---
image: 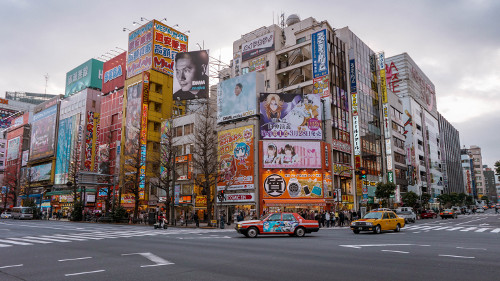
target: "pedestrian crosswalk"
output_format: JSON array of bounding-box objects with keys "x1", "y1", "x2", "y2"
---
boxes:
[
  {"x1": 405, "y1": 225, "x2": 500, "y2": 234},
  {"x1": 0, "y1": 228, "x2": 234, "y2": 248}
]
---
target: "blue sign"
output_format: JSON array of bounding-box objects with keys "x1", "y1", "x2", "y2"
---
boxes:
[
  {"x1": 311, "y1": 29, "x2": 329, "y2": 78},
  {"x1": 174, "y1": 185, "x2": 180, "y2": 206},
  {"x1": 349, "y1": 59, "x2": 357, "y2": 93}
]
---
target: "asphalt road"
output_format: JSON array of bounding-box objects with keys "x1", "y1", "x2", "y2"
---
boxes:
[{"x1": 0, "y1": 209, "x2": 499, "y2": 281}]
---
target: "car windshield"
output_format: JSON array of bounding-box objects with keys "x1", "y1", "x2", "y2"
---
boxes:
[
  {"x1": 363, "y1": 212, "x2": 383, "y2": 219},
  {"x1": 400, "y1": 211, "x2": 412, "y2": 214},
  {"x1": 444, "y1": 209, "x2": 453, "y2": 212},
  {"x1": 260, "y1": 213, "x2": 272, "y2": 220}
]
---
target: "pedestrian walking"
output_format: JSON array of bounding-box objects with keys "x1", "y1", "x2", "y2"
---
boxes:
[
  {"x1": 325, "y1": 211, "x2": 331, "y2": 227},
  {"x1": 339, "y1": 211, "x2": 345, "y2": 227},
  {"x1": 194, "y1": 212, "x2": 199, "y2": 227},
  {"x1": 334, "y1": 211, "x2": 339, "y2": 227}
]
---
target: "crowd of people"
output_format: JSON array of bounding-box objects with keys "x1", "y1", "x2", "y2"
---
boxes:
[{"x1": 299, "y1": 209, "x2": 359, "y2": 228}]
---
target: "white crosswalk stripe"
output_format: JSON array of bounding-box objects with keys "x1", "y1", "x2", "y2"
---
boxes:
[
  {"x1": 0, "y1": 228, "x2": 235, "y2": 249},
  {"x1": 404, "y1": 224, "x2": 500, "y2": 234}
]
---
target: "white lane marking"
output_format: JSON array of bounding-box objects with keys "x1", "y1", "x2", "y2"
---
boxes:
[
  {"x1": 460, "y1": 227, "x2": 477, "y2": 232},
  {"x1": 122, "y1": 252, "x2": 174, "y2": 267},
  {"x1": 59, "y1": 257, "x2": 93, "y2": 262},
  {"x1": 433, "y1": 227, "x2": 451, "y2": 230},
  {"x1": 53, "y1": 234, "x2": 103, "y2": 240},
  {"x1": 439, "y1": 254, "x2": 475, "y2": 259},
  {"x1": 456, "y1": 247, "x2": 486, "y2": 250},
  {"x1": 65, "y1": 269, "x2": 105, "y2": 276},
  {"x1": 339, "y1": 244, "x2": 429, "y2": 249},
  {"x1": 0, "y1": 264, "x2": 23, "y2": 269},
  {"x1": 491, "y1": 228, "x2": 500, "y2": 233},
  {"x1": 0, "y1": 239, "x2": 32, "y2": 245},
  {"x1": 0, "y1": 243, "x2": 12, "y2": 247},
  {"x1": 474, "y1": 228, "x2": 489, "y2": 232},
  {"x1": 25, "y1": 236, "x2": 71, "y2": 243},
  {"x1": 8, "y1": 238, "x2": 52, "y2": 244},
  {"x1": 381, "y1": 250, "x2": 409, "y2": 254},
  {"x1": 47, "y1": 235, "x2": 87, "y2": 241}
]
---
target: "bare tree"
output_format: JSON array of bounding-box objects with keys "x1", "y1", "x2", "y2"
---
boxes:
[
  {"x1": 191, "y1": 99, "x2": 220, "y2": 227},
  {"x1": 98, "y1": 132, "x2": 115, "y2": 214},
  {"x1": 149, "y1": 118, "x2": 178, "y2": 224},
  {"x1": 3, "y1": 166, "x2": 20, "y2": 209},
  {"x1": 122, "y1": 125, "x2": 143, "y2": 222}
]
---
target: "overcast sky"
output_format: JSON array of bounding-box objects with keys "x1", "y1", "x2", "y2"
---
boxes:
[{"x1": 1, "y1": 0, "x2": 499, "y2": 169}]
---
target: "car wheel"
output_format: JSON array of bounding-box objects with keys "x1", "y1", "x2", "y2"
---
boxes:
[
  {"x1": 353, "y1": 230, "x2": 360, "y2": 234},
  {"x1": 441, "y1": 217, "x2": 444, "y2": 219},
  {"x1": 294, "y1": 227, "x2": 306, "y2": 237},
  {"x1": 244, "y1": 233, "x2": 250, "y2": 238},
  {"x1": 247, "y1": 227, "x2": 258, "y2": 238},
  {"x1": 373, "y1": 225, "x2": 381, "y2": 234},
  {"x1": 394, "y1": 224, "x2": 401, "y2": 232}
]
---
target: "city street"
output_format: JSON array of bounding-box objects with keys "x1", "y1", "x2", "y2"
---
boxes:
[{"x1": 0, "y1": 210, "x2": 499, "y2": 281}]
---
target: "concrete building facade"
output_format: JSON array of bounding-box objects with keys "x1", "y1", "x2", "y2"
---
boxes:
[{"x1": 438, "y1": 112, "x2": 464, "y2": 194}]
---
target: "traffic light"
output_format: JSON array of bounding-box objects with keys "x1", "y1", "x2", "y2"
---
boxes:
[
  {"x1": 218, "y1": 190, "x2": 225, "y2": 202},
  {"x1": 360, "y1": 168, "x2": 367, "y2": 179}
]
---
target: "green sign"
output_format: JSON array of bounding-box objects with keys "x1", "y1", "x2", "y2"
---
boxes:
[
  {"x1": 65, "y1": 59, "x2": 103, "y2": 97},
  {"x1": 388, "y1": 171, "x2": 394, "y2": 183}
]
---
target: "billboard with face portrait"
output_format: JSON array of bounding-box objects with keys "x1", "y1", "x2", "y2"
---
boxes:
[
  {"x1": 261, "y1": 169, "x2": 324, "y2": 199},
  {"x1": 260, "y1": 93, "x2": 322, "y2": 140},
  {"x1": 173, "y1": 50, "x2": 209, "y2": 100},
  {"x1": 124, "y1": 82, "x2": 142, "y2": 156},
  {"x1": 262, "y1": 140, "x2": 322, "y2": 169},
  {"x1": 30, "y1": 105, "x2": 57, "y2": 160},
  {"x1": 217, "y1": 72, "x2": 262, "y2": 123},
  {"x1": 217, "y1": 125, "x2": 254, "y2": 191}
]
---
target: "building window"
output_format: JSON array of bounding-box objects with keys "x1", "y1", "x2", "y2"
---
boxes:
[
  {"x1": 154, "y1": 122, "x2": 161, "y2": 132},
  {"x1": 92, "y1": 100, "x2": 96, "y2": 108},
  {"x1": 111, "y1": 113, "x2": 118, "y2": 124},
  {"x1": 152, "y1": 142, "x2": 160, "y2": 151},
  {"x1": 175, "y1": 126, "x2": 183, "y2": 137},
  {"x1": 156, "y1": 84, "x2": 163, "y2": 94},
  {"x1": 155, "y1": 102, "x2": 161, "y2": 112},
  {"x1": 184, "y1": 124, "x2": 193, "y2": 135}
]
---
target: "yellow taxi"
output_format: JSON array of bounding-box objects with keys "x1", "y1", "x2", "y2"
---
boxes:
[{"x1": 350, "y1": 210, "x2": 405, "y2": 234}]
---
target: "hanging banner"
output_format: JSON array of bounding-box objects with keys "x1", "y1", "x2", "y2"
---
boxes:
[{"x1": 262, "y1": 140, "x2": 322, "y2": 169}]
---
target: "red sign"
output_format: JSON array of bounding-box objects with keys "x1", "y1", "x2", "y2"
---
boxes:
[{"x1": 102, "y1": 52, "x2": 127, "y2": 95}]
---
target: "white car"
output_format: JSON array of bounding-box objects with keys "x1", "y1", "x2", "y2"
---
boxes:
[
  {"x1": 396, "y1": 211, "x2": 417, "y2": 223},
  {"x1": 476, "y1": 208, "x2": 485, "y2": 213},
  {"x1": 1, "y1": 212, "x2": 12, "y2": 219}
]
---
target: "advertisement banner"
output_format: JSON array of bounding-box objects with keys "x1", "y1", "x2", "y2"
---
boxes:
[
  {"x1": 21, "y1": 150, "x2": 29, "y2": 166},
  {"x1": 7, "y1": 136, "x2": 20, "y2": 161},
  {"x1": 383, "y1": 103, "x2": 391, "y2": 139},
  {"x1": 65, "y1": 59, "x2": 104, "y2": 97},
  {"x1": 127, "y1": 21, "x2": 153, "y2": 78},
  {"x1": 151, "y1": 20, "x2": 189, "y2": 76},
  {"x1": 54, "y1": 115, "x2": 79, "y2": 184},
  {"x1": 216, "y1": 192, "x2": 255, "y2": 203},
  {"x1": 333, "y1": 163, "x2": 352, "y2": 177},
  {"x1": 173, "y1": 50, "x2": 209, "y2": 100},
  {"x1": 352, "y1": 116, "x2": 360, "y2": 155},
  {"x1": 121, "y1": 193, "x2": 136, "y2": 204},
  {"x1": 261, "y1": 170, "x2": 323, "y2": 199},
  {"x1": 217, "y1": 125, "x2": 254, "y2": 191},
  {"x1": 0, "y1": 108, "x2": 18, "y2": 129},
  {"x1": 311, "y1": 29, "x2": 329, "y2": 78},
  {"x1": 139, "y1": 72, "x2": 150, "y2": 200},
  {"x1": 174, "y1": 185, "x2": 180, "y2": 206},
  {"x1": 30, "y1": 163, "x2": 52, "y2": 182},
  {"x1": 30, "y1": 105, "x2": 57, "y2": 160},
  {"x1": 195, "y1": 195, "x2": 207, "y2": 209},
  {"x1": 259, "y1": 93, "x2": 322, "y2": 140},
  {"x1": 233, "y1": 53, "x2": 241, "y2": 77},
  {"x1": 84, "y1": 112, "x2": 99, "y2": 171},
  {"x1": 102, "y1": 52, "x2": 126, "y2": 94},
  {"x1": 217, "y1": 72, "x2": 261, "y2": 123},
  {"x1": 262, "y1": 140, "x2": 322, "y2": 169},
  {"x1": 313, "y1": 76, "x2": 330, "y2": 99},
  {"x1": 323, "y1": 173, "x2": 332, "y2": 199},
  {"x1": 248, "y1": 56, "x2": 266, "y2": 72},
  {"x1": 242, "y1": 32, "x2": 274, "y2": 61},
  {"x1": 124, "y1": 82, "x2": 142, "y2": 156},
  {"x1": 349, "y1": 58, "x2": 357, "y2": 93},
  {"x1": 332, "y1": 139, "x2": 351, "y2": 154}
]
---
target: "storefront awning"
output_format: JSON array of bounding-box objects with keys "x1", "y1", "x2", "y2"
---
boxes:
[{"x1": 263, "y1": 199, "x2": 326, "y2": 207}]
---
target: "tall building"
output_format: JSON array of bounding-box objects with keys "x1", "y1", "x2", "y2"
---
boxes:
[
  {"x1": 0, "y1": 97, "x2": 35, "y2": 131},
  {"x1": 462, "y1": 145, "x2": 485, "y2": 198},
  {"x1": 5, "y1": 92, "x2": 58, "y2": 105},
  {"x1": 438, "y1": 112, "x2": 464, "y2": 194},
  {"x1": 385, "y1": 53, "x2": 443, "y2": 206},
  {"x1": 336, "y1": 27, "x2": 384, "y2": 207},
  {"x1": 483, "y1": 166, "x2": 497, "y2": 203},
  {"x1": 121, "y1": 20, "x2": 186, "y2": 211}
]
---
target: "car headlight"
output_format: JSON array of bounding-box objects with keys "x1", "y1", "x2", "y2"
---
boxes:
[
  {"x1": 365, "y1": 222, "x2": 373, "y2": 226},
  {"x1": 351, "y1": 222, "x2": 357, "y2": 226},
  {"x1": 237, "y1": 224, "x2": 241, "y2": 228}
]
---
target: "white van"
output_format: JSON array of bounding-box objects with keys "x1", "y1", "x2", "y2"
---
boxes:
[{"x1": 396, "y1": 207, "x2": 414, "y2": 213}]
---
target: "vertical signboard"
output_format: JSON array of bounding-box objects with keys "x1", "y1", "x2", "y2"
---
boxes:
[
  {"x1": 139, "y1": 72, "x2": 150, "y2": 200},
  {"x1": 7, "y1": 136, "x2": 20, "y2": 161},
  {"x1": 84, "y1": 112, "x2": 100, "y2": 171},
  {"x1": 379, "y1": 53, "x2": 393, "y2": 177},
  {"x1": 127, "y1": 21, "x2": 153, "y2": 78},
  {"x1": 349, "y1": 50, "x2": 361, "y2": 171},
  {"x1": 54, "y1": 114, "x2": 79, "y2": 184},
  {"x1": 312, "y1": 29, "x2": 330, "y2": 99}
]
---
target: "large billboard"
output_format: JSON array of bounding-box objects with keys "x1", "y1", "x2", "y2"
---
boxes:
[
  {"x1": 54, "y1": 114, "x2": 79, "y2": 185},
  {"x1": 65, "y1": 59, "x2": 104, "y2": 97},
  {"x1": 127, "y1": 20, "x2": 188, "y2": 79},
  {"x1": 30, "y1": 105, "x2": 57, "y2": 160},
  {"x1": 261, "y1": 170, "x2": 324, "y2": 199},
  {"x1": 173, "y1": 50, "x2": 209, "y2": 100},
  {"x1": 242, "y1": 32, "x2": 274, "y2": 61},
  {"x1": 102, "y1": 52, "x2": 126, "y2": 95},
  {"x1": 7, "y1": 136, "x2": 20, "y2": 161},
  {"x1": 262, "y1": 140, "x2": 322, "y2": 169},
  {"x1": 217, "y1": 72, "x2": 262, "y2": 123},
  {"x1": 30, "y1": 163, "x2": 52, "y2": 182},
  {"x1": 0, "y1": 107, "x2": 18, "y2": 129},
  {"x1": 124, "y1": 82, "x2": 142, "y2": 156},
  {"x1": 259, "y1": 93, "x2": 322, "y2": 140},
  {"x1": 84, "y1": 112, "x2": 100, "y2": 171},
  {"x1": 217, "y1": 125, "x2": 254, "y2": 191}
]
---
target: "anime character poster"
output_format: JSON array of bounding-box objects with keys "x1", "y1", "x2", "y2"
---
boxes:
[
  {"x1": 260, "y1": 93, "x2": 322, "y2": 140},
  {"x1": 217, "y1": 125, "x2": 254, "y2": 191},
  {"x1": 262, "y1": 140, "x2": 322, "y2": 169},
  {"x1": 124, "y1": 82, "x2": 142, "y2": 156}
]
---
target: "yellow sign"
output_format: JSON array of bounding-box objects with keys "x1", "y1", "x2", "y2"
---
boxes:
[{"x1": 380, "y1": 69, "x2": 388, "y2": 104}]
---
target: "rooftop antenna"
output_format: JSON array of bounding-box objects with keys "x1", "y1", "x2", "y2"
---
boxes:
[
  {"x1": 280, "y1": 12, "x2": 286, "y2": 46},
  {"x1": 44, "y1": 73, "x2": 49, "y2": 94}
]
